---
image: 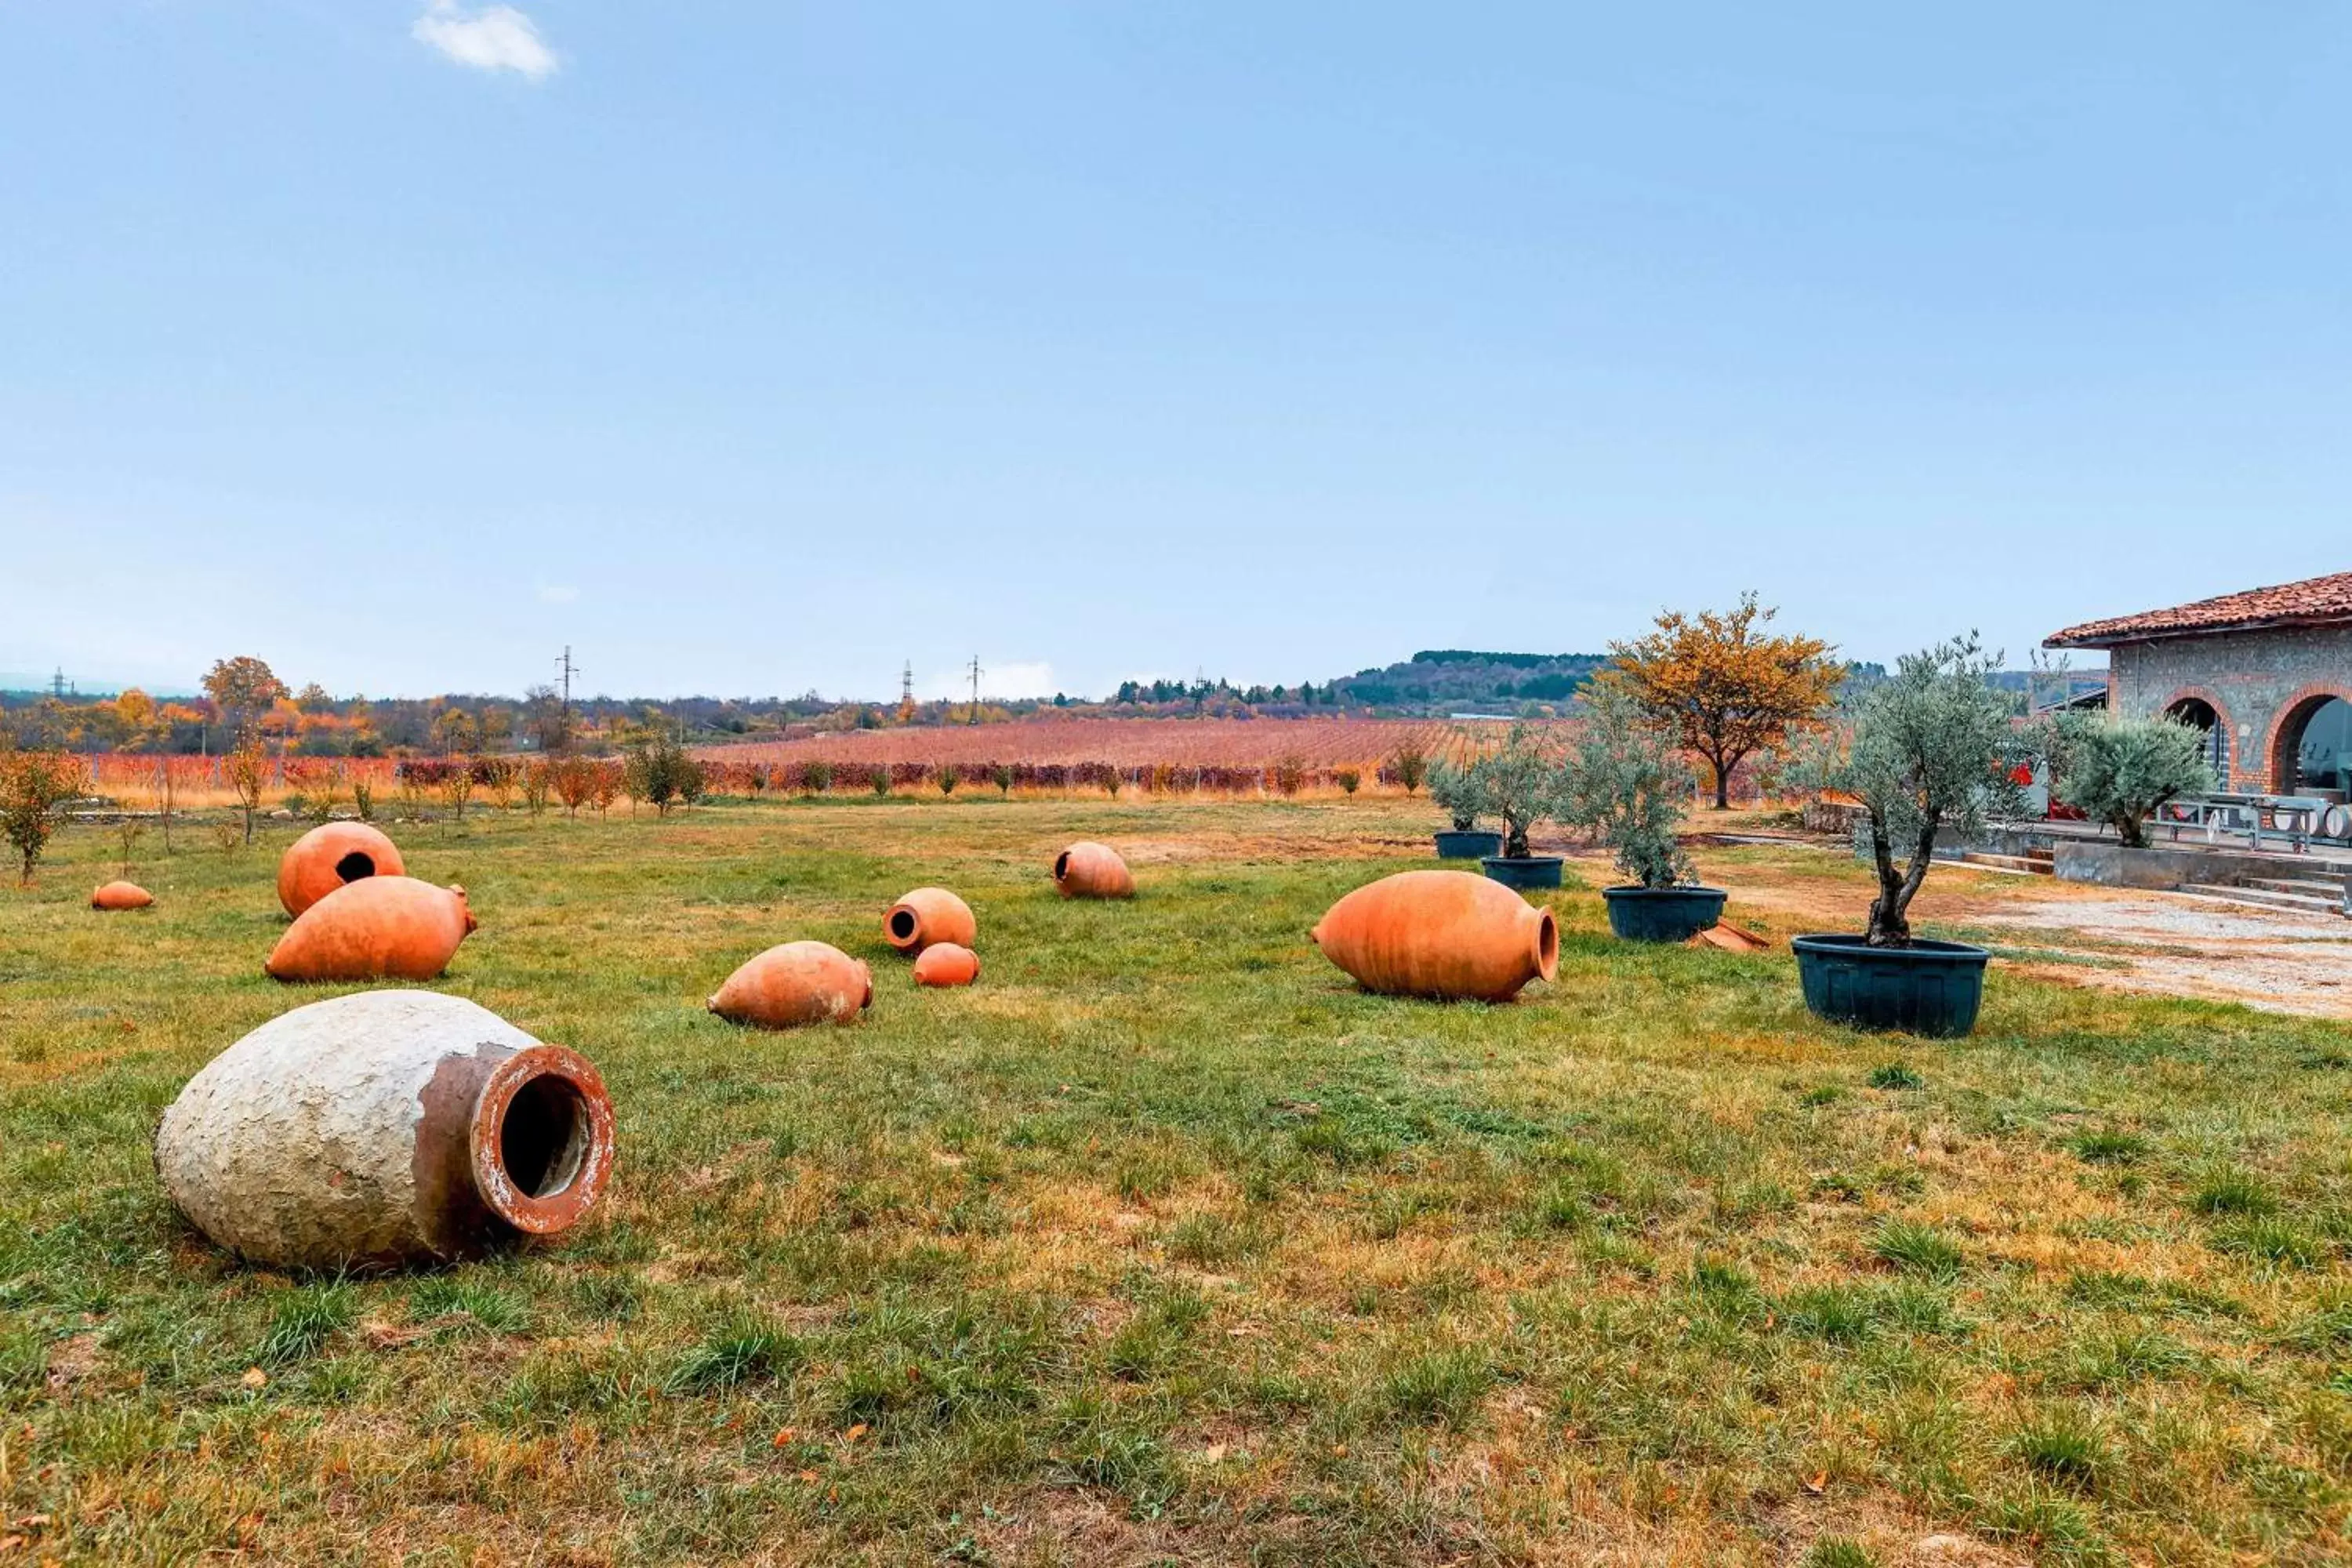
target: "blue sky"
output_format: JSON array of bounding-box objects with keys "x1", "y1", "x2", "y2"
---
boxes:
[{"x1": 5, "y1": 3, "x2": 2347, "y2": 701}]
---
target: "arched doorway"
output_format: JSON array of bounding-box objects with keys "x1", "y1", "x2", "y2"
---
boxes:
[
  {"x1": 2273, "y1": 694, "x2": 2352, "y2": 795},
  {"x1": 2164, "y1": 697, "x2": 2230, "y2": 788}
]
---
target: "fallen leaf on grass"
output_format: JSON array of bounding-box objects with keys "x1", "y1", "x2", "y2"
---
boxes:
[
  {"x1": 1804, "y1": 1471, "x2": 1828, "y2": 1494},
  {"x1": 771, "y1": 1427, "x2": 797, "y2": 1449},
  {"x1": 360, "y1": 1321, "x2": 427, "y2": 1352},
  {"x1": 239, "y1": 1368, "x2": 267, "y2": 1390}
]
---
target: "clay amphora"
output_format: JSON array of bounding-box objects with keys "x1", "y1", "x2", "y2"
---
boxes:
[
  {"x1": 266, "y1": 877, "x2": 477, "y2": 982},
  {"x1": 1310, "y1": 869, "x2": 1558, "y2": 1002},
  {"x1": 154, "y1": 990, "x2": 615, "y2": 1270},
  {"x1": 1053, "y1": 841, "x2": 1134, "y2": 899},
  {"x1": 884, "y1": 887, "x2": 977, "y2": 953},
  {"x1": 278, "y1": 822, "x2": 406, "y2": 918},
  {"x1": 92, "y1": 880, "x2": 154, "y2": 910},
  {"x1": 708, "y1": 941, "x2": 873, "y2": 1029},
  {"x1": 912, "y1": 942, "x2": 980, "y2": 987}
]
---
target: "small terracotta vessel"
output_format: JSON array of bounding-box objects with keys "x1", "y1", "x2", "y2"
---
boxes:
[
  {"x1": 266, "y1": 877, "x2": 478, "y2": 982},
  {"x1": 155, "y1": 990, "x2": 615, "y2": 1269},
  {"x1": 912, "y1": 943, "x2": 980, "y2": 987},
  {"x1": 708, "y1": 941, "x2": 873, "y2": 1029},
  {"x1": 1053, "y1": 841, "x2": 1134, "y2": 899},
  {"x1": 884, "y1": 887, "x2": 977, "y2": 953},
  {"x1": 1310, "y1": 869, "x2": 1558, "y2": 1002},
  {"x1": 278, "y1": 822, "x2": 406, "y2": 918},
  {"x1": 92, "y1": 880, "x2": 154, "y2": 911}
]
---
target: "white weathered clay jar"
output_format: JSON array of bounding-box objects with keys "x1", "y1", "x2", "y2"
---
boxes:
[{"x1": 154, "y1": 990, "x2": 615, "y2": 1270}]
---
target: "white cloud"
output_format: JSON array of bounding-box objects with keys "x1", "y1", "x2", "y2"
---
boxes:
[
  {"x1": 916, "y1": 661, "x2": 1058, "y2": 701},
  {"x1": 412, "y1": 2, "x2": 559, "y2": 81},
  {"x1": 535, "y1": 583, "x2": 579, "y2": 604}
]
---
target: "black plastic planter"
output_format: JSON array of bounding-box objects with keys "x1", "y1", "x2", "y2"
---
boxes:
[
  {"x1": 1602, "y1": 885, "x2": 1727, "y2": 942},
  {"x1": 1434, "y1": 829, "x2": 1504, "y2": 861},
  {"x1": 1480, "y1": 855, "x2": 1564, "y2": 891},
  {"x1": 1792, "y1": 935, "x2": 1990, "y2": 1037}
]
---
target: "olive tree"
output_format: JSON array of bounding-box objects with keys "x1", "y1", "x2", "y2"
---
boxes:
[
  {"x1": 1427, "y1": 753, "x2": 1493, "y2": 833},
  {"x1": 1472, "y1": 724, "x2": 1564, "y2": 859},
  {"x1": 2045, "y1": 713, "x2": 2212, "y2": 849},
  {"x1": 1840, "y1": 635, "x2": 2027, "y2": 947},
  {"x1": 1558, "y1": 688, "x2": 1695, "y2": 888}
]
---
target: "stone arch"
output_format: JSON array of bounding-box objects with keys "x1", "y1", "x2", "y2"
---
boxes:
[
  {"x1": 2160, "y1": 688, "x2": 2234, "y2": 789},
  {"x1": 2267, "y1": 686, "x2": 2352, "y2": 793}
]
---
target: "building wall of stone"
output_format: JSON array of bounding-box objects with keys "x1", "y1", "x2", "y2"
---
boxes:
[{"x1": 2106, "y1": 623, "x2": 2352, "y2": 791}]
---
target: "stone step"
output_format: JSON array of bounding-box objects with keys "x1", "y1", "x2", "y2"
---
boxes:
[
  {"x1": 2245, "y1": 876, "x2": 2347, "y2": 898},
  {"x1": 2181, "y1": 882, "x2": 2347, "y2": 916},
  {"x1": 1961, "y1": 851, "x2": 2054, "y2": 875}
]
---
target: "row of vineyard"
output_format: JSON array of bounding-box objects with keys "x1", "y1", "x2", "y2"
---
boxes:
[
  {"x1": 69, "y1": 718, "x2": 1598, "y2": 811},
  {"x1": 699, "y1": 717, "x2": 1506, "y2": 771}
]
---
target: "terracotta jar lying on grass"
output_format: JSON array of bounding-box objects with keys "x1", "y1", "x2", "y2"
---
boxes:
[
  {"x1": 278, "y1": 821, "x2": 405, "y2": 918},
  {"x1": 913, "y1": 942, "x2": 980, "y2": 987},
  {"x1": 266, "y1": 877, "x2": 477, "y2": 982},
  {"x1": 709, "y1": 941, "x2": 873, "y2": 1029},
  {"x1": 884, "y1": 887, "x2": 977, "y2": 954},
  {"x1": 91, "y1": 880, "x2": 154, "y2": 911},
  {"x1": 1311, "y1": 869, "x2": 1558, "y2": 1003},
  {"x1": 1053, "y1": 841, "x2": 1134, "y2": 899}
]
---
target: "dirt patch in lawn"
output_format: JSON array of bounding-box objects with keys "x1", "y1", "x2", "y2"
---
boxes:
[{"x1": 1673, "y1": 845, "x2": 2352, "y2": 1019}]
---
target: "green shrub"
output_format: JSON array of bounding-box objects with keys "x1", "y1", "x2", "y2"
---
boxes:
[{"x1": 2045, "y1": 712, "x2": 2214, "y2": 848}]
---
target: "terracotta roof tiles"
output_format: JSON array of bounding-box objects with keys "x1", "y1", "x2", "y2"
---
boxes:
[{"x1": 2045, "y1": 571, "x2": 2352, "y2": 648}]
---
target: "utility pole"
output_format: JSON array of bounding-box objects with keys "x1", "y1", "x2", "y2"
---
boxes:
[
  {"x1": 555, "y1": 646, "x2": 580, "y2": 714},
  {"x1": 51, "y1": 667, "x2": 67, "y2": 700},
  {"x1": 967, "y1": 655, "x2": 984, "y2": 725}
]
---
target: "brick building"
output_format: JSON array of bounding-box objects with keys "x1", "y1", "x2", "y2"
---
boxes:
[{"x1": 2045, "y1": 572, "x2": 2352, "y2": 798}]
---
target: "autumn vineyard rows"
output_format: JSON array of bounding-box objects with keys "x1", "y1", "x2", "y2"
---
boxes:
[{"x1": 67, "y1": 719, "x2": 1526, "y2": 808}]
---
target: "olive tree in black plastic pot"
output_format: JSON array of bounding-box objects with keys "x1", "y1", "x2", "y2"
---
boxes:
[
  {"x1": 1428, "y1": 750, "x2": 1501, "y2": 861},
  {"x1": 1477, "y1": 724, "x2": 1567, "y2": 891},
  {"x1": 1793, "y1": 634, "x2": 2027, "y2": 1036},
  {"x1": 1561, "y1": 688, "x2": 1724, "y2": 941}
]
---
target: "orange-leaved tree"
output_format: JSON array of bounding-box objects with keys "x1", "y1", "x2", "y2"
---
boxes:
[
  {"x1": 1600, "y1": 593, "x2": 1840, "y2": 809},
  {"x1": 201, "y1": 655, "x2": 286, "y2": 740}
]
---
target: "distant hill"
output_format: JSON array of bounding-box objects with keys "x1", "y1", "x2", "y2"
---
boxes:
[{"x1": 1319, "y1": 651, "x2": 1611, "y2": 713}]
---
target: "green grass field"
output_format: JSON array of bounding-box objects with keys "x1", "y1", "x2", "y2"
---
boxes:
[{"x1": 5, "y1": 797, "x2": 2351, "y2": 1565}]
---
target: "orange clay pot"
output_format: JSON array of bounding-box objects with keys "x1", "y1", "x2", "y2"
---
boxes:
[
  {"x1": 92, "y1": 880, "x2": 154, "y2": 911},
  {"x1": 266, "y1": 877, "x2": 478, "y2": 983},
  {"x1": 707, "y1": 941, "x2": 873, "y2": 1029},
  {"x1": 884, "y1": 887, "x2": 977, "y2": 954},
  {"x1": 278, "y1": 822, "x2": 406, "y2": 918},
  {"x1": 912, "y1": 943, "x2": 980, "y2": 987},
  {"x1": 1053, "y1": 841, "x2": 1134, "y2": 900},
  {"x1": 1309, "y1": 869, "x2": 1559, "y2": 1003}
]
